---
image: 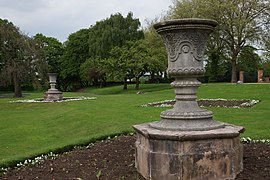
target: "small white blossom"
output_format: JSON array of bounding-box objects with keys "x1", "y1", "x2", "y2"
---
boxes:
[
  {"x1": 10, "y1": 97, "x2": 97, "y2": 103},
  {"x1": 241, "y1": 137, "x2": 270, "y2": 144},
  {"x1": 141, "y1": 99, "x2": 259, "y2": 108}
]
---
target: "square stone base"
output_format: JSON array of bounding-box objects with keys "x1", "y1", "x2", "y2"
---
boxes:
[
  {"x1": 133, "y1": 123, "x2": 244, "y2": 180},
  {"x1": 44, "y1": 91, "x2": 63, "y2": 101}
]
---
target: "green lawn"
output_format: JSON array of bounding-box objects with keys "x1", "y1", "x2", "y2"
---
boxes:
[{"x1": 0, "y1": 83, "x2": 269, "y2": 168}]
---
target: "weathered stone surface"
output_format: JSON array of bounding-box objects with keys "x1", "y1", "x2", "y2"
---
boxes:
[
  {"x1": 134, "y1": 18, "x2": 245, "y2": 180},
  {"x1": 134, "y1": 123, "x2": 244, "y2": 180},
  {"x1": 258, "y1": 69, "x2": 263, "y2": 83},
  {"x1": 151, "y1": 19, "x2": 225, "y2": 131},
  {"x1": 44, "y1": 73, "x2": 63, "y2": 101},
  {"x1": 44, "y1": 91, "x2": 63, "y2": 101},
  {"x1": 239, "y1": 71, "x2": 244, "y2": 83}
]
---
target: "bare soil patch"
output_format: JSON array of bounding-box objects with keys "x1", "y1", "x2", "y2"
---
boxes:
[{"x1": 1, "y1": 135, "x2": 269, "y2": 180}]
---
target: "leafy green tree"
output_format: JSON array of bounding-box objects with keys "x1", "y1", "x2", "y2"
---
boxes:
[
  {"x1": 33, "y1": 34, "x2": 63, "y2": 72},
  {"x1": 60, "y1": 28, "x2": 90, "y2": 91},
  {"x1": 128, "y1": 40, "x2": 150, "y2": 90},
  {"x1": 80, "y1": 12, "x2": 144, "y2": 88},
  {"x1": 88, "y1": 12, "x2": 144, "y2": 59},
  {"x1": 110, "y1": 40, "x2": 152, "y2": 90},
  {"x1": 143, "y1": 22, "x2": 167, "y2": 82},
  {"x1": 109, "y1": 45, "x2": 132, "y2": 89},
  {"x1": 261, "y1": 61, "x2": 270, "y2": 77},
  {"x1": 205, "y1": 50, "x2": 229, "y2": 82},
  {"x1": 170, "y1": 0, "x2": 270, "y2": 83},
  {"x1": 237, "y1": 46, "x2": 261, "y2": 82},
  {"x1": 80, "y1": 57, "x2": 111, "y2": 87},
  {"x1": 0, "y1": 19, "x2": 38, "y2": 97},
  {"x1": 60, "y1": 12, "x2": 144, "y2": 90},
  {"x1": 33, "y1": 33, "x2": 63, "y2": 90},
  {"x1": 238, "y1": 46, "x2": 261, "y2": 72}
]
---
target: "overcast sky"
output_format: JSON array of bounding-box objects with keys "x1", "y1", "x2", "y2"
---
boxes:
[{"x1": 0, "y1": 0, "x2": 173, "y2": 42}]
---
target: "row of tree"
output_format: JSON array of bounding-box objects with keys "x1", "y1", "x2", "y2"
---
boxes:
[
  {"x1": 1, "y1": 0, "x2": 270, "y2": 97},
  {"x1": 0, "y1": 12, "x2": 167, "y2": 96}
]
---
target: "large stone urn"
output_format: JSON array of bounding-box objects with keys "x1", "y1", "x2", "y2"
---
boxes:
[
  {"x1": 133, "y1": 19, "x2": 245, "y2": 180},
  {"x1": 44, "y1": 73, "x2": 63, "y2": 101}
]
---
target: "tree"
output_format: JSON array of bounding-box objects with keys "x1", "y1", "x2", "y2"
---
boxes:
[
  {"x1": 0, "y1": 19, "x2": 37, "y2": 97},
  {"x1": 82, "y1": 12, "x2": 144, "y2": 88},
  {"x1": 170, "y1": 0, "x2": 270, "y2": 83},
  {"x1": 143, "y1": 21, "x2": 167, "y2": 82},
  {"x1": 60, "y1": 28, "x2": 90, "y2": 91},
  {"x1": 110, "y1": 45, "x2": 132, "y2": 89},
  {"x1": 88, "y1": 12, "x2": 144, "y2": 59},
  {"x1": 110, "y1": 40, "x2": 152, "y2": 90},
  {"x1": 238, "y1": 46, "x2": 261, "y2": 72},
  {"x1": 80, "y1": 57, "x2": 111, "y2": 88},
  {"x1": 33, "y1": 34, "x2": 64, "y2": 90},
  {"x1": 33, "y1": 34, "x2": 63, "y2": 72}
]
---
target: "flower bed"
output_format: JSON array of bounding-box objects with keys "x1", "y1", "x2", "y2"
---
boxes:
[
  {"x1": 9, "y1": 96, "x2": 96, "y2": 103},
  {"x1": 142, "y1": 99, "x2": 260, "y2": 108}
]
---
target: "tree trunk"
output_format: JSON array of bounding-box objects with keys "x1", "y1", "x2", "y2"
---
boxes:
[
  {"x1": 123, "y1": 77, "x2": 127, "y2": 90},
  {"x1": 135, "y1": 77, "x2": 140, "y2": 90},
  {"x1": 13, "y1": 75, "x2": 22, "y2": 97},
  {"x1": 231, "y1": 53, "x2": 238, "y2": 83}
]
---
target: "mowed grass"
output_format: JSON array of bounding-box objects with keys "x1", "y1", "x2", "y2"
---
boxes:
[{"x1": 0, "y1": 83, "x2": 269, "y2": 168}]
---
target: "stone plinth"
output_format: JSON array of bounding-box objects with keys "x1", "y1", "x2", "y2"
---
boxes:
[
  {"x1": 44, "y1": 90, "x2": 63, "y2": 101},
  {"x1": 44, "y1": 73, "x2": 63, "y2": 101},
  {"x1": 133, "y1": 123, "x2": 244, "y2": 180},
  {"x1": 258, "y1": 69, "x2": 263, "y2": 83},
  {"x1": 239, "y1": 71, "x2": 244, "y2": 83}
]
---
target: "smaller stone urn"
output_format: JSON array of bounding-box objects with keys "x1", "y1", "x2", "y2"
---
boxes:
[{"x1": 44, "y1": 73, "x2": 63, "y2": 101}]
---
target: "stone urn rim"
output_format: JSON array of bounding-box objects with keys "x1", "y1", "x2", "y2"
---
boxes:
[
  {"x1": 153, "y1": 18, "x2": 218, "y2": 31},
  {"x1": 47, "y1": 73, "x2": 58, "y2": 76}
]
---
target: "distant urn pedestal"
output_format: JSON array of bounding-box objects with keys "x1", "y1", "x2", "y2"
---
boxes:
[
  {"x1": 239, "y1": 71, "x2": 245, "y2": 83},
  {"x1": 258, "y1": 69, "x2": 263, "y2": 83},
  {"x1": 44, "y1": 73, "x2": 63, "y2": 101},
  {"x1": 133, "y1": 19, "x2": 245, "y2": 180}
]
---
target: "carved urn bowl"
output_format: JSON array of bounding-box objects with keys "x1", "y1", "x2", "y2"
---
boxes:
[
  {"x1": 153, "y1": 18, "x2": 217, "y2": 78},
  {"x1": 151, "y1": 19, "x2": 224, "y2": 131},
  {"x1": 48, "y1": 73, "x2": 58, "y2": 84}
]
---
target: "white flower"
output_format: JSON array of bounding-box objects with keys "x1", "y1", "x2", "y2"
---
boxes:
[
  {"x1": 240, "y1": 137, "x2": 270, "y2": 144},
  {"x1": 10, "y1": 97, "x2": 97, "y2": 103}
]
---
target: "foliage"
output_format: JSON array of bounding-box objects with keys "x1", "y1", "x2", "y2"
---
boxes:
[
  {"x1": 59, "y1": 12, "x2": 145, "y2": 90},
  {"x1": 60, "y1": 28, "x2": 90, "y2": 91},
  {"x1": 33, "y1": 34, "x2": 63, "y2": 73},
  {"x1": 143, "y1": 21, "x2": 167, "y2": 82},
  {"x1": 110, "y1": 38, "x2": 166, "y2": 90},
  {"x1": 80, "y1": 57, "x2": 111, "y2": 87},
  {"x1": 170, "y1": 0, "x2": 270, "y2": 83},
  {"x1": 0, "y1": 19, "x2": 42, "y2": 97},
  {"x1": 88, "y1": 12, "x2": 144, "y2": 59},
  {"x1": 33, "y1": 34, "x2": 64, "y2": 90},
  {"x1": 204, "y1": 49, "x2": 230, "y2": 82},
  {"x1": 238, "y1": 46, "x2": 261, "y2": 72},
  {"x1": 261, "y1": 61, "x2": 270, "y2": 77}
]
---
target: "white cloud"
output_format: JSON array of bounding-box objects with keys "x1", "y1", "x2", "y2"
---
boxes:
[{"x1": 0, "y1": 0, "x2": 173, "y2": 42}]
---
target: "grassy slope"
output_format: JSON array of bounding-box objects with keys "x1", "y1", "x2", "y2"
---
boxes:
[{"x1": 0, "y1": 83, "x2": 269, "y2": 167}]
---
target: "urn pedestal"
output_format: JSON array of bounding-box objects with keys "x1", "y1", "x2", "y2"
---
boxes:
[
  {"x1": 44, "y1": 73, "x2": 63, "y2": 101},
  {"x1": 133, "y1": 19, "x2": 245, "y2": 180}
]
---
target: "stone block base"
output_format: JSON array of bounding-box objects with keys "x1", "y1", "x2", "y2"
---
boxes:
[
  {"x1": 44, "y1": 91, "x2": 63, "y2": 101},
  {"x1": 133, "y1": 123, "x2": 244, "y2": 180}
]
